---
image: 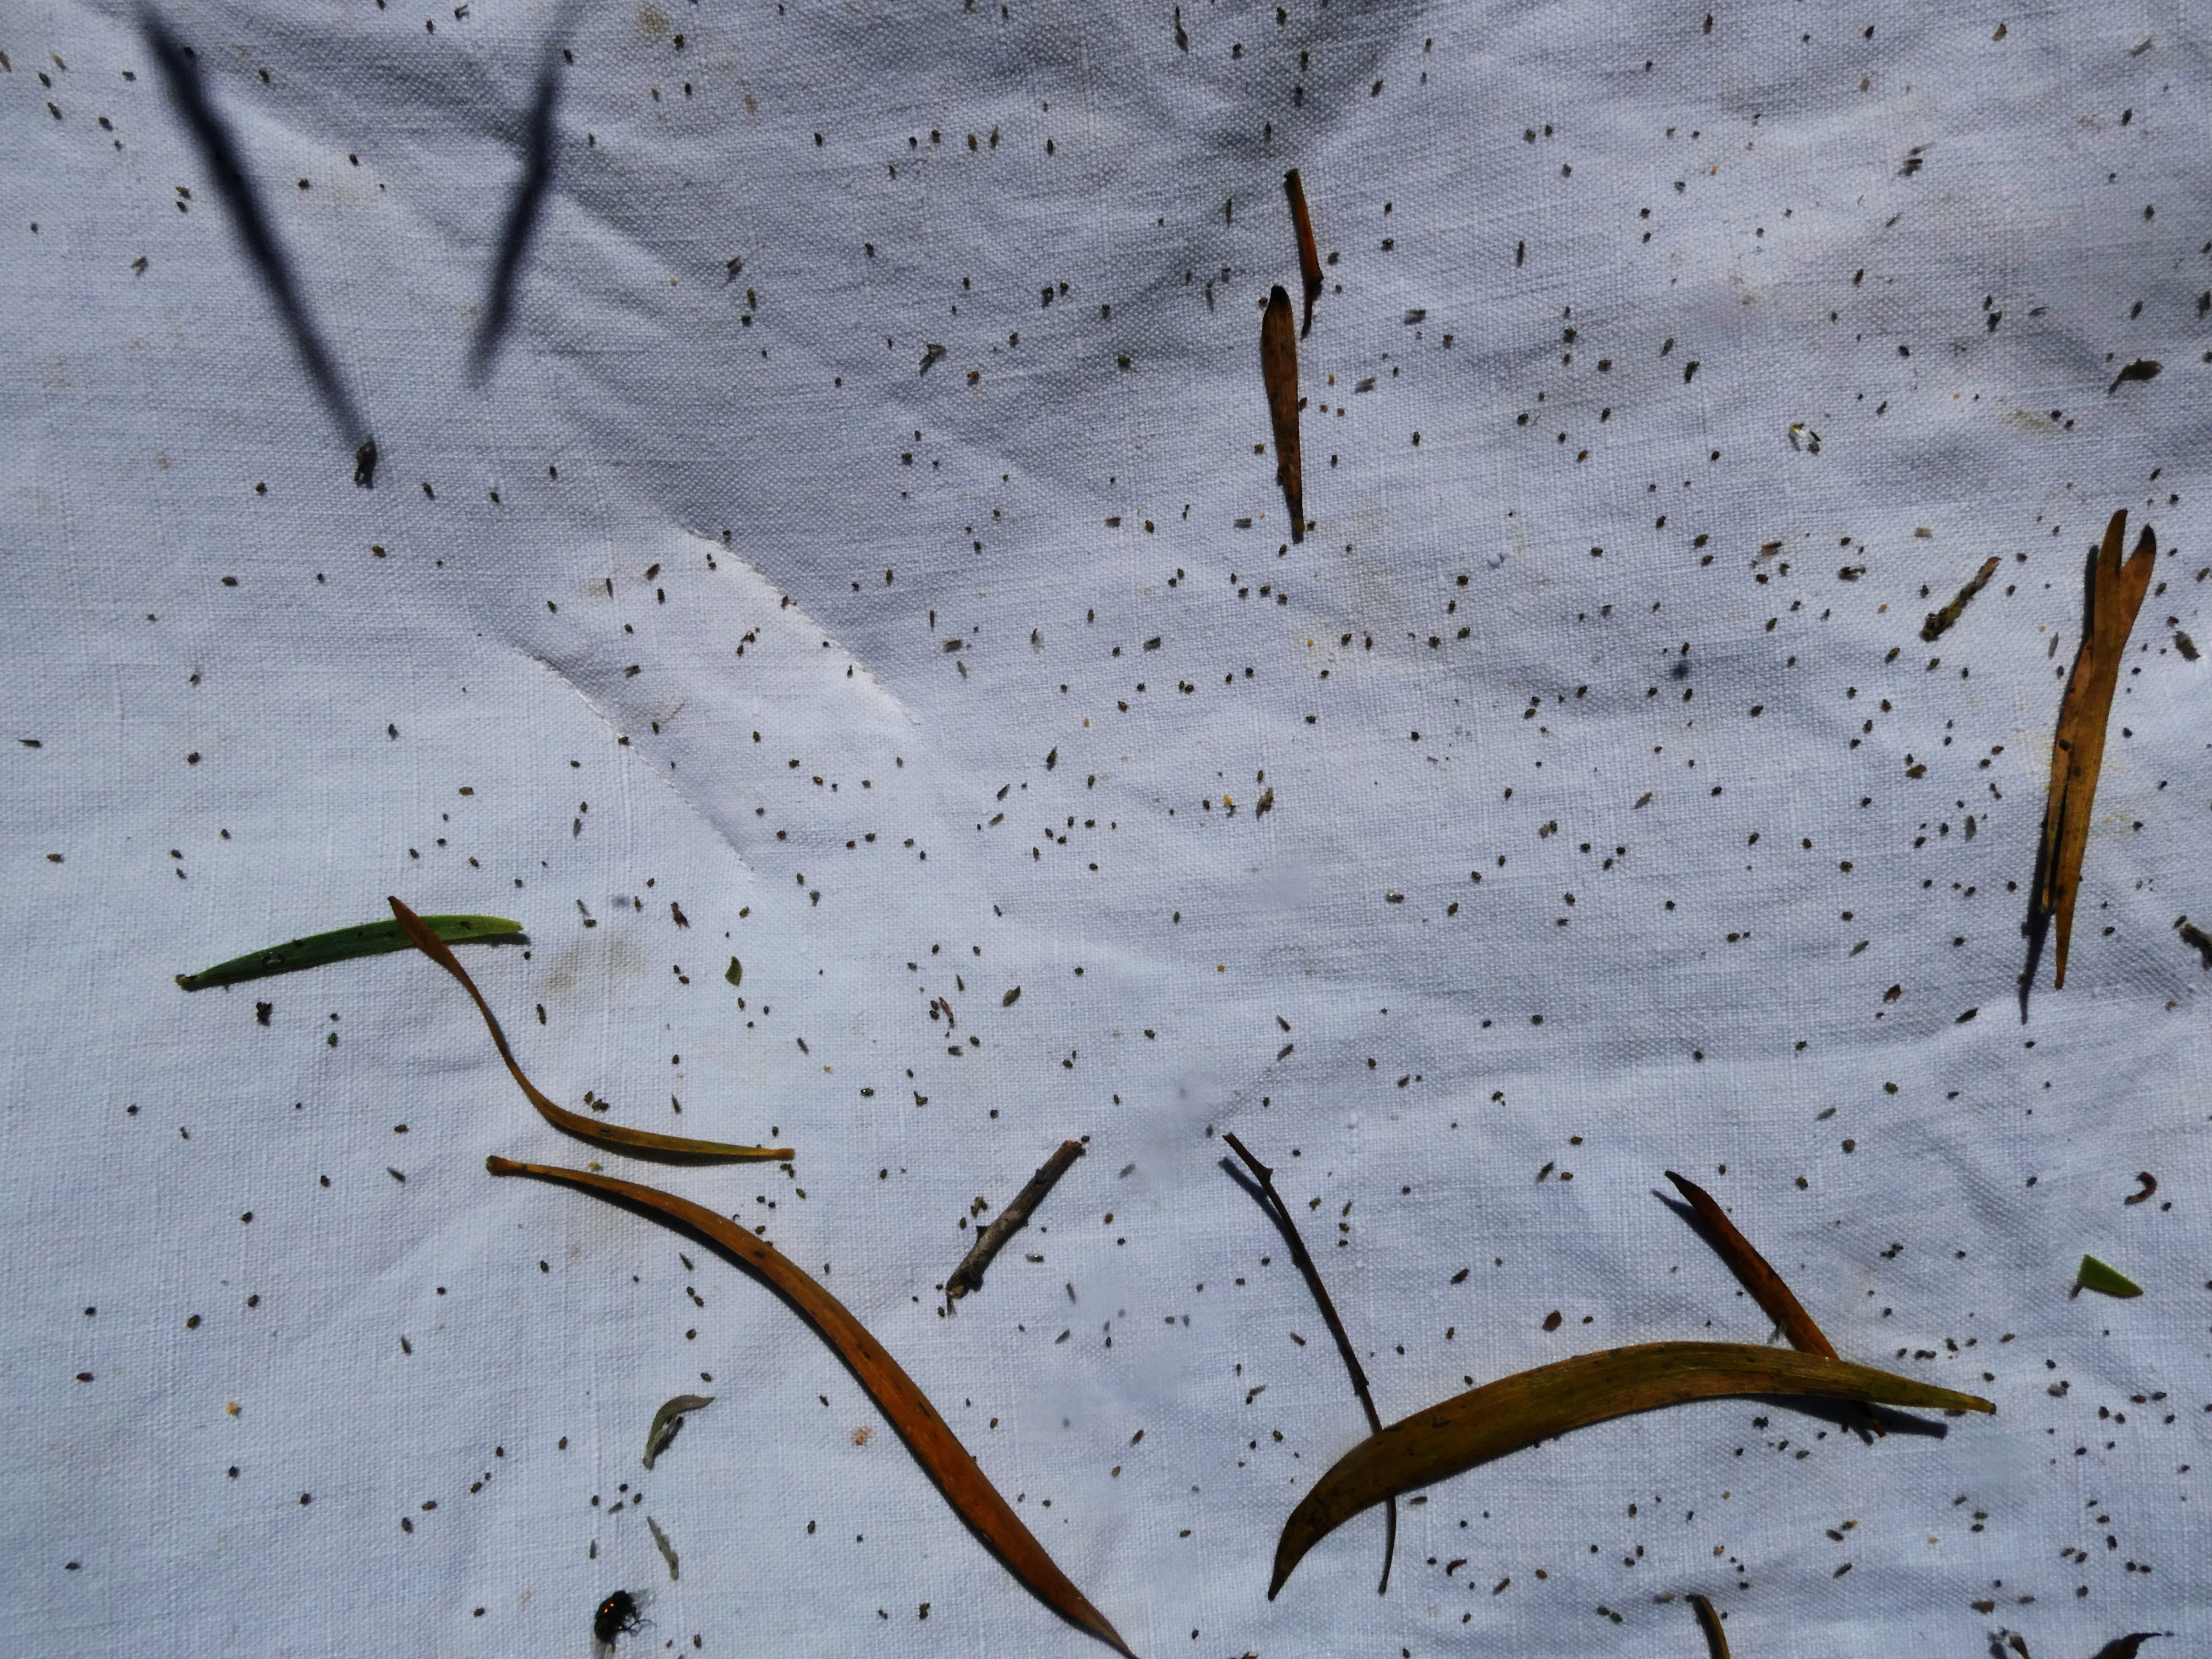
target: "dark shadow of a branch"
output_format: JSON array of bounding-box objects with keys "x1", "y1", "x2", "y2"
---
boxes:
[{"x1": 140, "y1": 8, "x2": 371, "y2": 474}]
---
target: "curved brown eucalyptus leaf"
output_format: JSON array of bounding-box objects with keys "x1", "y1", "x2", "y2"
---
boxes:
[
  {"x1": 486, "y1": 1155, "x2": 1137, "y2": 1658},
  {"x1": 1270, "y1": 1342, "x2": 1993, "y2": 1598},
  {"x1": 390, "y1": 897, "x2": 790, "y2": 1161},
  {"x1": 1687, "y1": 1592, "x2": 1731, "y2": 1659}
]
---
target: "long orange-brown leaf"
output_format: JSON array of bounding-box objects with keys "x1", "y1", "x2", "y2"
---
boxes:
[
  {"x1": 1269, "y1": 1342, "x2": 1993, "y2": 1598},
  {"x1": 1284, "y1": 169, "x2": 1322, "y2": 337},
  {"x1": 390, "y1": 897, "x2": 790, "y2": 1161},
  {"x1": 2037, "y1": 509, "x2": 2156, "y2": 988},
  {"x1": 486, "y1": 1155, "x2": 1138, "y2": 1657},
  {"x1": 1665, "y1": 1172, "x2": 1836, "y2": 1359},
  {"x1": 1261, "y1": 284, "x2": 1303, "y2": 541}
]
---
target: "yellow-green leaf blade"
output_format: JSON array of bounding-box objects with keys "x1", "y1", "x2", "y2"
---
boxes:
[{"x1": 1271, "y1": 1342, "x2": 1993, "y2": 1598}]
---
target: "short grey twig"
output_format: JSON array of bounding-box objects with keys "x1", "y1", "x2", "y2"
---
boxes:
[{"x1": 945, "y1": 1138, "x2": 1084, "y2": 1307}]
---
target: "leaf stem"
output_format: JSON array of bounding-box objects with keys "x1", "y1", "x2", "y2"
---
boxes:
[{"x1": 1220, "y1": 1131, "x2": 1395, "y2": 1596}]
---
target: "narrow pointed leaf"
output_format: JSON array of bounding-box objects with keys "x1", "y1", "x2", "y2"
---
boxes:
[
  {"x1": 487, "y1": 1155, "x2": 1137, "y2": 1658},
  {"x1": 1284, "y1": 169, "x2": 1322, "y2": 336},
  {"x1": 1260, "y1": 285, "x2": 1303, "y2": 539},
  {"x1": 1270, "y1": 1342, "x2": 1993, "y2": 1598},
  {"x1": 176, "y1": 913, "x2": 521, "y2": 990},
  {"x1": 1664, "y1": 1171, "x2": 1885, "y2": 1439},
  {"x1": 1665, "y1": 1171, "x2": 1836, "y2": 1359},
  {"x1": 390, "y1": 898, "x2": 789, "y2": 1161},
  {"x1": 1223, "y1": 1132, "x2": 1395, "y2": 1593}
]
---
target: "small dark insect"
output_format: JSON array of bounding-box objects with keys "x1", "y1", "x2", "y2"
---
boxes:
[
  {"x1": 2123, "y1": 1171, "x2": 2158, "y2": 1205},
  {"x1": 2107, "y1": 358, "x2": 2161, "y2": 394},
  {"x1": 592, "y1": 1589, "x2": 647, "y2": 1651},
  {"x1": 2177, "y1": 915, "x2": 2212, "y2": 969}
]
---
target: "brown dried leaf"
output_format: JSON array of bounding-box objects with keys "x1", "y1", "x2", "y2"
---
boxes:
[
  {"x1": 1260, "y1": 285, "x2": 1302, "y2": 541},
  {"x1": 2036, "y1": 510, "x2": 2156, "y2": 988},
  {"x1": 1688, "y1": 1592, "x2": 1731, "y2": 1659},
  {"x1": 487, "y1": 1155, "x2": 1136, "y2": 1657},
  {"x1": 1269, "y1": 1342, "x2": 1993, "y2": 1598},
  {"x1": 1284, "y1": 169, "x2": 1322, "y2": 336},
  {"x1": 1665, "y1": 1172, "x2": 1836, "y2": 1359},
  {"x1": 389, "y1": 897, "x2": 790, "y2": 1161}
]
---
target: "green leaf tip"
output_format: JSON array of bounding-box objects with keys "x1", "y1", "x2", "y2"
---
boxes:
[{"x1": 2078, "y1": 1254, "x2": 2143, "y2": 1298}]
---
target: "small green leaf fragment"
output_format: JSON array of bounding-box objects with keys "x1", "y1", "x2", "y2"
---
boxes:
[
  {"x1": 2078, "y1": 1254, "x2": 2142, "y2": 1298},
  {"x1": 646, "y1": 1514, "x2": 680, "y2": 1581},
  {"x1": 724, "y1": 956, "x2": 742, "y2": 987},
  {"x1": 643, "y1": 1393, "x2": 715, "y2": 1468},
  {"x1": 176, "y1": 914, "x2": 523, "y2": 990}
]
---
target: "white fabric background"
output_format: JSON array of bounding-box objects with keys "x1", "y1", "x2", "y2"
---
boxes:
[{"x1": 3, "y1": 1, "x2": 2207, "y2": 1653}]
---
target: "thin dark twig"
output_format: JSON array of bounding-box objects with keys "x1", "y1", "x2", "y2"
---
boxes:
[
  {"x1": 945, "y1": 1139, "x2": 1085, "y2": 1307},
  {"x1": 1220, "y1": 1131, "x2": 1395, "y2": 1595}
]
